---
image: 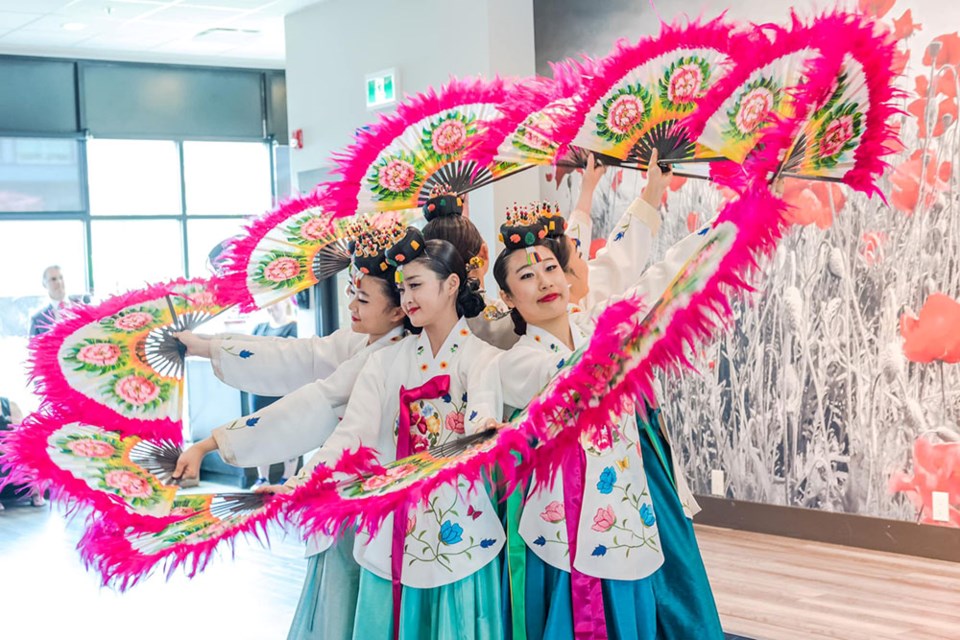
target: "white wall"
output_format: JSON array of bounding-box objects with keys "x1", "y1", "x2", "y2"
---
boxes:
[{"x1": 284, "y1": 0, "x2": 538, "y2": 281}]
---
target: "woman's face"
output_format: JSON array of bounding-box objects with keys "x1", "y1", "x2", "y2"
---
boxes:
[
  {"x1": 564, "y1": 236, "x2": 589, "y2": 303},
  {"x1": 501, "y1": 245, "x2": 569, "y2": 327},
  {"x1": 346, "y1": 275, "x2": 404, "y2": 336},
  {"x1": 397, "y1": 260, "x2": 459, "y2": 328}
]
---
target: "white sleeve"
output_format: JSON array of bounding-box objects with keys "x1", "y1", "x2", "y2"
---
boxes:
[
  {"x1": 291, "y1": 353, "x2": 388, "y2": 486},
  {"x1": 495, "y1": 345, "x2": 565, "y2": 413},
  {"x1": 566, "y1": 207, "x2": 593, "y2": 250},
  {"x1": 208, "y1": 328, "x2": 365, "y2": 396},
  {"x1": 210, "y1": 346, "x2": 376, "y2": 467},
  {"x1": 585, "y1": 197, "x2": 661, "y2": 311},
  {"x1": 590, "y1": 224, "x2": 710, "y2": 322},
  {"x1": 211, "y1": 382, "x2": 339, "y2": 468},
  {"x1": 460, "y1": 344, "x2": 505, "y2": 434}
]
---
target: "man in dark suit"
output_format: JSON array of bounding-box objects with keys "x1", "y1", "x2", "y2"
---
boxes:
[{"x1": 29, "y1": 265, "x2": 86, "y2": 336}]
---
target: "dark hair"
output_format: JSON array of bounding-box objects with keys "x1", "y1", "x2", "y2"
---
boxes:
[
  {"x1": 543, "y1": 236, "x2": 573, "y2": 272},
  {"x1": 492, "y1": 240, "x2": 563, "y2": 336},
  {"x1": 422, "y1": 215, "x2": 484, "y2": 265},
  {"x1": 368, "y1": 274, "x2": 415, "y2": 333},
  {"x1": 407, "y1": 239, "x2": 486, "y2": 321}
]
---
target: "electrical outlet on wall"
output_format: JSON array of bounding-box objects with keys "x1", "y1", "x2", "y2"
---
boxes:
[
  {"x1": 932, "y1": 491, "x2": 950, "y2": 522},
  {"x1": 711, "y1": 469, "x2": 725, "y2": 496}
]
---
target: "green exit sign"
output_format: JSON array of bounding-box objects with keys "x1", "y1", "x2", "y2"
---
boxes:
[{"x1": 365, "y1": 68, "x2": 398, "y2": 110}]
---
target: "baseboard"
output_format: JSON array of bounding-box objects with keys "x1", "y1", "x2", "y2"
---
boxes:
[{"x1": 693, "y1": 495, "x2": 960, "y2": 563}]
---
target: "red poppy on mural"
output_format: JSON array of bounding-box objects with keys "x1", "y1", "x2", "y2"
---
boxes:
[
  {"x1": 890, "y1": 150, "x2": 952, "y2": 214},
  {"x1": 899, "y1": 293, "x2": 960, "y2": 364},
  {"x1": 922, "y1": 32, "x2": 960, "y2": 68},
  {"x1": 610, "y1": 168, "x2": 624, "y2": 192},
  {"x1": 906, "y1": 90, "x2": 957, "y2": 139},
  {"x1": 892, "y1": 10, "x2": 922, "y2": 41},
  {"x1": 781, "y1": 179, "x2": 846, "y2": 230},
  {"x1": 889, "y1": 436, "x2": 960, "y2": 527},
  {"x1": 858, "y1": 0, "x2": 896, "y2": 20},
  {"x1": 891, "y1": 46, "x2": 910, "y2": 76},
  {"x1": 859, "y1": 231, "x2": 887, "y2": 266},
  {"x1": 588, "y1": 238, "x2": 606, "y2": 260}
]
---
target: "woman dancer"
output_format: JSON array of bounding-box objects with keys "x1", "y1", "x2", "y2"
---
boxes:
[
  {"x1": 284, "y1": 228, "x2": 505, "y2": 640},
  {"x1": 490, "y1": 208, "x2": 723, "y2": 639},
  {"x1": 174, "y1": 218, "x2": 409, "y2": 640}
]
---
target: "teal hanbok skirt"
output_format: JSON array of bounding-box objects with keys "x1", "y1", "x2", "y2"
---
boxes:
[
  {"x1": 287, "y1": 533, "x2": 361, "y2": 640},
  {"x1": 640, "y1": 412, "x2": 724, "y2": 640},
  {"x1": 351, "y1": 559, "x2": 503, "y2": 640},
  {"x1": 522, "y1": 548, "x2": 657, "y2": 639}
]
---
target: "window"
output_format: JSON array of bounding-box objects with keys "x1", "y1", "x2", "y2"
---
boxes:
[
  {"x1": 0, "y1": 219, "x2": 87, "y2": 415},
  {"x1": 0, "y1": 219, "x2": 86, "y2": 298},
  {"x1": 0, "y1": 137, "x2": 83, "y2": 212},
  {"x1": 183, "y1": 141, "x2": 272, "y2": 216},
  {"x1": 87, "y1": 139, "x2": 182, "y2": 216},
  {"x1": 186, "y1": 217, "x2": 249, "y2": 278},
  {"x1": 90, "y1": 220, "x2": 184, "y2": 294}
]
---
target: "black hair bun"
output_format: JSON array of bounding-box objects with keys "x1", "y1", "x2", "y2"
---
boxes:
[
  {"x1": 385, "y1": 226, "x2": 426, "y2": 267},
  {"x1": 422, "y1": 193, "x2": 464, "y2": 222},
  {"x1": 540, "y1": 214, "x2": 567, "y2": 239},
  {"x1": 457, "y1": 278, "x2": 486, "y2": 319}
]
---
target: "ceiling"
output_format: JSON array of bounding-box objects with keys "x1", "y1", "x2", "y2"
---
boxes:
[{"x1": 0, "y1": 0, "x2": 322, "y2": 68}]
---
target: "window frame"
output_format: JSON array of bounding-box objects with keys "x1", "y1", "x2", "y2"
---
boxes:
[{"x1": 0, "y1": 133, "x2": 280, "y2": 292}]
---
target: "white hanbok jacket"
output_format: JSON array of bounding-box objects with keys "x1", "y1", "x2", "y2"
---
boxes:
[
  {"x1": 492, "y1": 221, "x2": 715, "y2": 580},
  {"x1": 296, "y1": 318, "x2": 506, "y2": 588}
]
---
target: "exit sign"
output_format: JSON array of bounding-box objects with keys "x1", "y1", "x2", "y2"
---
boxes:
[{"x1": 365, "y1": 69, "x2": 398, "y2": 110}]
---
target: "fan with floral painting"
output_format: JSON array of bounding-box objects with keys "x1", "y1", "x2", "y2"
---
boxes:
[
  {"x1": 466, "y1": 57, "x2": 600, "y2": 173},
  {"x1": 218, "y1": 190, "x2": 416, "y2": 312},
  {"x1": 78, "y1": 490, "x2": 278, "y2": 590},
  {"x1": 678, "y1": 11, "x2": 900, "y2": 192},
  {"x1": 543, "y1": 17, "x2": 757, "y2": 179},
  {"x1": 29, "y1": 278, "x2": 228, "y2": 442},
  {"x1": 324, "y1": 77, "x2": 525, "y2": 216},
  {"x1": 0, "y1": 410, "x2": 180, "y2": 519}
]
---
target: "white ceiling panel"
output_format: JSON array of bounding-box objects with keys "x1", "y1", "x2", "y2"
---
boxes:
[
  {"x1": 0, "y1": 0, "x2": 323, "y2": 65},
  {"x1": 0, "y1": 11, "x2": 42, "y2": 31}
]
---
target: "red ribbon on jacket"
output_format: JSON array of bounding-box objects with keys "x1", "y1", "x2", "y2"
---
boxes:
[{"x1": 391, "y1": 375, "x2": 451, "y2": 640}]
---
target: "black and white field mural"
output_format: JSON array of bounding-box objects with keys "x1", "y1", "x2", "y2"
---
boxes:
[{"x1": 537, "y1": 0, "x2": 960, "y2": 526}]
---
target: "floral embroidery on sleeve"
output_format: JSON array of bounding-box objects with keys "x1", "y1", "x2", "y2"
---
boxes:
[{"x1": 221, "y1": 345, "x2": 254, "y2": 359}]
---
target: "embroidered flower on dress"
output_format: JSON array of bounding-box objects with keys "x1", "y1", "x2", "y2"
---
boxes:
[
  {"x1": 596, "y1": 466, "x2": 617, "y2": 494},
  {"x1": 591, "y1": 545, "x2": 608, "y2": 557},
  {"x1": 591, "y1": 505, "x2": 616, "y2": 532},
  {"x1": 533, "y1": 536, "x2": 546, "y2": 546},
  {"x1": 239, "y1": 350, "x2": 253, "y2": 359},
  {"x1": 406, "y1": 513, "x2": 417, "y2": 535},
  {"x1": 540, "y1": 501, "x2": 566, "y2": 523},
  {"x1": 480, "y1": 538, "x2": 496, "y2": 549},
  {"x1": 640, "y1": 503, "x2": 656, "y2": 527},
  {"x1": 439, "y1": 520, "x2": 464, "y2": 545},
  {"x1": 444, "y1": 411, "x2": 465, "y2": 434},
  {"x1": 245, "y1": 417, "x2": 259, "y2": 427}
]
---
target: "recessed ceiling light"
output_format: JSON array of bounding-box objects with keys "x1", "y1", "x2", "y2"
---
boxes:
[{"x1": 61, "y1": 22, "x2": 87, "y2": 31}]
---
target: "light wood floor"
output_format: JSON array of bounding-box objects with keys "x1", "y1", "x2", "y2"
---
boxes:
[
  {"x1": 696, "y1": 524, "x2": 960, "y2": 640},
  {"x1": 1, "y1": 494, "x2": 958, "y2": 639}
]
